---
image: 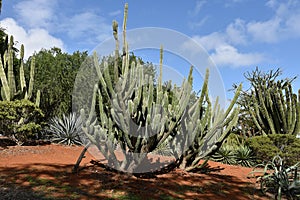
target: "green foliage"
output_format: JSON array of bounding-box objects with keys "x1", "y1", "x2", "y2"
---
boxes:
[
  {"x1": 0, "y1": 99, "x2": 44, "y2": 143},
  {"x1": 236, "y1": 68, "x2": 300, "y2": 136},
  {"x1": 46, "y1": 112, "x2": 83, "y2": 145},
  {"x1": 211, "y1": 134, "x2": 256, "y2": 167},
  {"x1": 234, "y1": 145, "x2": 256, "y2": 167},
  {"x1": 26, "y1": 48, "x2": 88, "y2": 120},
  {"x1": 211, "y1": 144, "x2": 236, "y2": 165},
  {"x1": 246, "y1": 134, "x2": 300, "y2": 166},
  {"x1": 250, "y1": 155, "x2": 300, "y2": 200}
]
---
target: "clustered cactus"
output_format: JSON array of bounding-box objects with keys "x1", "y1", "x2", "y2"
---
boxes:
[
  {"x1": 78, "y1": 3, "x2": 241, "y2": 174},
  {"x1": 0, "y1": 35, "x2": 40, "y2": 105},
  {"x1": 242, "y1": 68, "x2": 300, "y2": 136}
]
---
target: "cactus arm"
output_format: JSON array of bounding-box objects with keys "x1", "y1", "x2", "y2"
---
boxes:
[
  {"x1": 257, "y1": 86, "x2": 276, "y2": 134},
  {"x1": 0, "y1": 57, "x2": 10, "y2": 100},
  {"x1": 8, "y1": 36, "x2": 16, "y2": 100},
  {"x1": 26, "y1": 57, "x2": 35, "y2": 100},
  {"x1": 19, "y1": 44, "x2": 26, "y2": 93},
  {"x1": 35, "y1": 90, "x2": 41, "y2": 107},
  {"x1": 112, "y1": 20, "x2": 119, "y2": 83}
]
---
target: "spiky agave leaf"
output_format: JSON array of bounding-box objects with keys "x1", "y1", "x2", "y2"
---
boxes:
[{"x1": 47, "y1": 112, "x2": 83, "y2": 145}]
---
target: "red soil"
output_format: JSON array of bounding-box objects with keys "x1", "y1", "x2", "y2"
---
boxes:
[{"x1": 0, "y1": 144, "x2": 269, "y2": 200}]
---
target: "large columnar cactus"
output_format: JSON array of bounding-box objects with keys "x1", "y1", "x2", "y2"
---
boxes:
[
  {"x1": 242, "y1": 68, "x2": 300, "y2": 136},
  {"x1": 80, "y1": 3, "x2": 241, "y2": 173},
  {"x1": 0, "y1": 35, "x2": 40, "y2": 105}
]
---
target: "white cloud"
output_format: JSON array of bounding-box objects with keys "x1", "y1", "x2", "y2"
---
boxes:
[
  {"x1": 109, "y1": 10, "x2": 121, "y2": 17},
  {"x1": 13, "y1": 0, "x2": 112, "y2": 47},
  {"x1": 14, "y1": 0, "x2": 57, "y2": 29},
  {"x1": 247, "y1": 0, "x2": 300, "y2": 43},
  {"x1": 0, "y1": 18, "x2": 64, "y2": 59},
  {"x1": 286, "y1": 13, "x2": 300, "y2": 35},
  {"x1": 189, "y1": 0, "x2": 300, "y2": 67},
  {"x1": 60, "y1": 11, "x2": 111, "y2": 44},
  {"x1": 188, "y1": 16, "x2": 209, "y2": 29},
  {"x1": 192, "y1": 32, "x2": 226, "y2": 51},
  {"x1": 211, "y1": 44, "x2": 265, "y2": 67},
  {"x1": 190, "y1": 31, "x2": 265, "y2": 67},
  {"x1": 247, "y1": 18, "x2": 282, "y2": 43},
  {"x1": 188, "y1": 0, "x2": 206, "y2": 16},
  {"x1": 226, "y1": 19, "x2": 247, "y2": 45}
]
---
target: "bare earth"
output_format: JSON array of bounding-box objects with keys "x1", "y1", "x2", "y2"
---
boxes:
[{"x1": 0, "y1": 144, "x2": 270, "y2": 200}]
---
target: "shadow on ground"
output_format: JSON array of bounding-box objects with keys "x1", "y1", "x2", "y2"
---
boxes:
[{"x1": 0, "y1": 161, "x2": 268, "y2": 200}]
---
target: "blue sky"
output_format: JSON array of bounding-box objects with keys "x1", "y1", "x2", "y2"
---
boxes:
[{"x1": 1, "y1": 0, "x2": 300, "y2": 100}]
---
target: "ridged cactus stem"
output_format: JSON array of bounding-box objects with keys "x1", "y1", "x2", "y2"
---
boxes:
[
  {"x1": 294, "y1": 89, "x2": 300, "y2": 134},
  {"x1": 8, "y1": 36, "x2": 16, "y2": 100},
  {"x1": 122, "y1": 3, "x2": 128, "y2": 58},
  {"x1": 112, "y1": 20, "x2": 119, "y2": 83},
  {"x1": 26, "y1": 57, "x2": 35, "y2": 100},
  {"x1": 0, "y1": 56, "x2": 10, "y2": 100},
  {"x1": 19, "y1": 45, "x2": 26, "y2": 93}
]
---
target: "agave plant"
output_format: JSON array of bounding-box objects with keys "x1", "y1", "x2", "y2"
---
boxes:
[
  {"x1": 211, "y1": 144, "x2": 236, "y2": 165},
  {"x1": 250, "y1": 155, "x2": 300, "y2": 200},
  {"x1": 235, "y1": 145, "x2": 256, "y2": 167},
  {"x1": 47, "y1": 112, "x2": 83, "y2": 145}
]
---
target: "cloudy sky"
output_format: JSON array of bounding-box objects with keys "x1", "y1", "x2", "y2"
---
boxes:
[{"x1": 1, "y1": 0, "x2": 300, "y2": 98}]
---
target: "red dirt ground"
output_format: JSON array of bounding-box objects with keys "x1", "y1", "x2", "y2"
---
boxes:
[{"x1": 0, "y1": 144, "x2": 270, "y2": 200}]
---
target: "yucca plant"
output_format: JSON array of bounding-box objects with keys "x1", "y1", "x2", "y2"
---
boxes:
[
  {"x1": 47, "y1": 112, "x2": 83, "y2": 145},
  {"x1": 250, "y1": 155, "x2": 300, "y2": 200}
]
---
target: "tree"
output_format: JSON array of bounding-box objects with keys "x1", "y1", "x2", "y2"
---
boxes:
[{"x1": 25, "y1": 48, "x2": 88, "y2": 120}]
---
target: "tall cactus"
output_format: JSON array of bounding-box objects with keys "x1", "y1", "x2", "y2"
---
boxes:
[
  {"x1": 0, "y1": 35, "x2": 40, "y2": 104},
  {"x1": 241, "y1": 68, "x2": 300, "y2": 136},
  {"x1": 80, "y1": 3, "x2": 241, "y2": 174}
]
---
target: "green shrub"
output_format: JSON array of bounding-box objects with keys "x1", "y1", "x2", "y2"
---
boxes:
[
  {"x1": 0, "y1": 99, "x2": 44, "y2": 143},
  {"x1": 246, "y1": 134, "x2": 300, "y2": 166}
]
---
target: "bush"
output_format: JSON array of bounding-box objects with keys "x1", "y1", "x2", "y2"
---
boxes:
[
  {"x1": 0, "y1": 100, "x2": 44, "y2": 144},
  {"x1": 246, "y1": 134, "x2": 300, "y2": 166}
]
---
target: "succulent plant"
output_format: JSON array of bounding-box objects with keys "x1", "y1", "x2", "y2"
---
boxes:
[{"x1": 47, "y1": 113, "x2": 83, "y2": 146}]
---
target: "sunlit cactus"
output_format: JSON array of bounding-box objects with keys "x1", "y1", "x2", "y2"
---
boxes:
[
  {"x1": 0, "y1": 35, "x2": 40, "y2": 105},
  {"x1": 242, "y1": 68, "x2": 300, "y2": 136},
  {"x1": 79, "y1": 3, "x2": 241, "y2": 174}
]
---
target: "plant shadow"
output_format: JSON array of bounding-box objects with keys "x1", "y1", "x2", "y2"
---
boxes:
[{"x1": 0, "y1": 161, "x2": 269, "y2": 200}]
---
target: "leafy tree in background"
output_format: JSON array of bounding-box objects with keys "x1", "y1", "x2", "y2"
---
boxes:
[{"x1": 24, "y1": 48, "x2": 88, "y2": 120}]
